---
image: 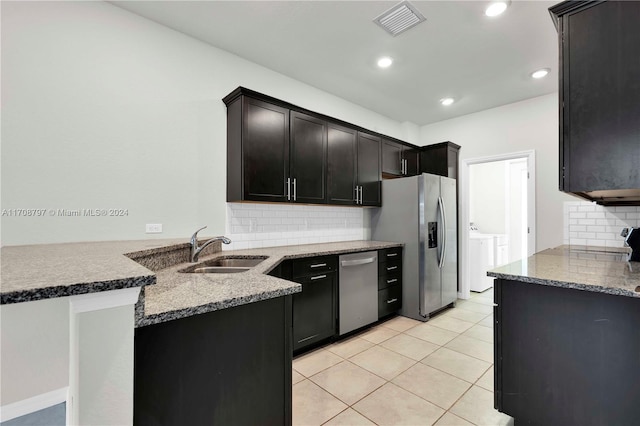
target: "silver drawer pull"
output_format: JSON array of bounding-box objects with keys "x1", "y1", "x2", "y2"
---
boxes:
[
  {"x1": 310, "y1": 274, "x2": 327, "y2": 280},
  {"x1": 387, "y1": 266, "x2": 398, "y2": 271},
  {"x1": 387, "y1": 253, "x2": 398, "y2": 257},
  {"x1": 387, "y1": 298, "x2": 398, "y2": 304},
  {"x1": 387, "y1": 278, "x2": 398, "y2": 284},
  {"x1": 341, "y1": 257, "x2": 376, "y2": 267},
  {"x1": 310, "y1": 263, "x2": 327, "y2": 268},
  {"x1": 298, "y1": 334, "x2": 320, "y2": 343}
]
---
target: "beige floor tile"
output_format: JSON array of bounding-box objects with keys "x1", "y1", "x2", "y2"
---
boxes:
[
  {"x1": 450, "y1": 386, "x2": 513, "y2": 426},
  {"x1": 405, "y1": 322, "x2": 459, "y2": 346},
  {"x1": 467, "y1": 295, "x2": 494, "y2": 306},
  {"x1": 292, "y1": 369, "x2": 305, "y2": 384},
  {"x1": 326, "y1": 336, "x2": 374, "y2": 359},
  {"x1": 434, "y1": 412, "x2": 474, "y2": 426},
  {"x1": 443, "y1": 307, "x2": 488, "y2": 323},
  {"x1": 293, "y1": 349, "x2": 343, "y2": 377},
  {"x1": 456, "y1": 300, "x2": 493, "y2": 314},
  {"x1": 462, "y1": 324, "x2": 494, "y2": 343},
  {"x1": 445, "y1": 335, "x2": 494, "y2": 363},
  {"x1": 379, "y1": 315, "x2": 422, "y2": 332},
  {"x1": 380, "y1": 333, "x2": 440, "y2": 361},
  {"x1": 350, "y1": 345, "x2": 416, "y2": 380},
  {"x1": 476, "y1": 365, "x2": 494, "y2": 391},
  {"x1": 479, "y1": 314, "x2": 494, "y2": 328},
  {"x1": 421, "y1": 347, "x2": 491, "y2": 383},
  {"x1": 293, "y1": 380, "x2": 348, "y2": 426},
  {"x1": 393, "y1": 363, "x2": 472, "y2": 410},
  {"x1": 353, "y1": 382, "x2": 445, "y2": 426},
  {"x1": 427, "y1": 315, "x2": 475, "y2": 334},
  {"x1": 310, "y1": 361, "x2": 386, "y2": 406},
  {"x1": 322, "y1": 408, "x2": 375, "y2": 425},
  {"x1": 358, "y1": 325, "x2": 399, "y2": 344}
]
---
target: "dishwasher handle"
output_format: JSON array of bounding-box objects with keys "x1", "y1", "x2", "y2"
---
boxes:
[{"x1": 340, "y1": 257, "x2": 376, "y2": 267}]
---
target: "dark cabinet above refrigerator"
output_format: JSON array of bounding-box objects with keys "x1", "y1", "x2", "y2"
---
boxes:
[{"x1": 550, "y1": 0, "x2": 640, "y2": 205}]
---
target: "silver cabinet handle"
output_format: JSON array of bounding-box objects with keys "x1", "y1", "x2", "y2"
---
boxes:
[
  {"x1": 387, "y1": 278, "x2": 398, "y2": 284},
  {"x1": 359, "y1": 186, "x2": 363, "y2": 205},
  {"x1": 341, "y1": 257, "x2": 376, "y2": 267},
  {"x1": 387, "y1": 265, "x2": 398, "y2": 271},
  {"x1": 293, "y1": 178, "x2": 297, "y2": 201},
  {"x1": 387, "y1": 253, "x2": 398, "y2": 257},
  {"x1": 298, "y1": 334, "x2": 320, "y2": 343},
  {"x1": 310, "y1": 274, "x2": 327, "y2": 280},
  {"x1": 286, "y1": 178, "x2": 291, "y2": 201},
  {"x1": 310, "y1": 263, "x2": 327, "y2": 268},
  {"x1": 401, "y1": 159, "x2": 405, "y2": 175},
  {"x1": 387, "y1": 298, "x2": 398, "y2": 304},
  {"x1": 354, "y1": 186, "x2": 359, "y2": 203}
]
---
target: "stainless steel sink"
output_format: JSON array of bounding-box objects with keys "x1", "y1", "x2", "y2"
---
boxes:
[{"x1": 179, "y1": 256, "x2": 266, "y2": 274}]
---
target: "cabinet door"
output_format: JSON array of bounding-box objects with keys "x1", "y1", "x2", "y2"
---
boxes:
[
  {"x1": 327, "y1": 123, "x2": 357, "y2": 205},
  {"x1": 357, "y1": 132, "x2": 381, "y2": 207},
  {"x1": 242, "y1": 98, "x2": 290, "y2": 202},
  {"x1": 292, "y1": 273, "x2": 336, "y2": 352},
  {"x1": 290, "y1": 111, "x2": 327, "y2": 204},
  {"x1": 382, "y1": 139, "x2": 403, "y2": 176},
  {"x1": 403, "y1": 147, "x2": 420, "y2": 176},
  {"x1": 562, "y1": 1, "x2": 640, "y2": 193}
]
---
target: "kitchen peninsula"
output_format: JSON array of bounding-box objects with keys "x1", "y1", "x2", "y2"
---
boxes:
[
  {"x1": 1, "y1": 238, "x2": 402, "y2": 425},
  {"x1": 489, "y1": 245, "x2": 640, "y2": 425}
]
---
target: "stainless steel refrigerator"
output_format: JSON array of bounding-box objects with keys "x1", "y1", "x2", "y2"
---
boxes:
[{"x1": 371, "y1": 173, "x2": 457, "y2": 321}]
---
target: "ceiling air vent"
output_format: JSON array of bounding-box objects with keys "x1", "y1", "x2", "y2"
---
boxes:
[{"x1": 374, "y1": 1, "x2": 426, "y2": 37}]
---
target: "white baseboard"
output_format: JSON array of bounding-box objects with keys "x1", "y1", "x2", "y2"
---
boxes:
[{"x1": 0, "y1": 387, "x2": 68, "y2": 422}]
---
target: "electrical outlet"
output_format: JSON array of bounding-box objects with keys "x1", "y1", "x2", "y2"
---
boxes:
[{"x1": 145, "y1": 223, "x2": 163, "y2": 233}]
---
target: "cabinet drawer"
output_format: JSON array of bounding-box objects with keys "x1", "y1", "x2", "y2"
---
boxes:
[
  {"x1": 378, "y1": 271, "x2": 402, "y2": 290},
  {"x1": 379, "y1": 247, "x2": 402, "y2": 261},
  {"x1": 379, "y1": 257, "x2": 402, "y2": 275},
  {"x1": 293, "y1": 255, "x2": 337, "y2": 278},
  {"x1": 378, "y1": 284, "x2": 402, "y2": 318}
]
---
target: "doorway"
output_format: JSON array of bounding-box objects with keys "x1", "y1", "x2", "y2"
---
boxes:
[{"x1": 459, "y1": 151, "x2": 536, "y2": 299}]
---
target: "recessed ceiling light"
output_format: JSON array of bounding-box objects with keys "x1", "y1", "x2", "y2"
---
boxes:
[
  {"x1": 485, "y1": 1, "x2": 510, "y2": 17},
  {"x1": 440, "y1": 97, "x2": 455, "y2": 106},
  {"x1": 531, "y1": 68, "x2": 550, "y2": 79},
  {"x1": 377, "y1": 57, "x2": 393, "y2": 68}
]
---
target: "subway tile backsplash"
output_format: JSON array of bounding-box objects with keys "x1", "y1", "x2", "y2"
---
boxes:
[
  {"x1": 563, "y1": 201, "x2": 640, "y2": 248},
  {"x1": 224, "y1": 203, "x2": 371, "y2": 250}
]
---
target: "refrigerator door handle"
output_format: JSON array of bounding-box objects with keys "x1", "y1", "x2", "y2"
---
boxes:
[{"x1": 437, "y1": 196, "x2": 447, "y2": 269}]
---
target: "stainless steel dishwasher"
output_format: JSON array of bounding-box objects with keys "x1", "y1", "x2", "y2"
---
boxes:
[{"x1": 338, "y1": 251, "x2": 378, "y2": 335}]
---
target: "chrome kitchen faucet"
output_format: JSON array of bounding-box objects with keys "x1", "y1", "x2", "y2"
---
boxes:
[{"x1": 189, "y1": 226, "x2": 231, "y2": 262}]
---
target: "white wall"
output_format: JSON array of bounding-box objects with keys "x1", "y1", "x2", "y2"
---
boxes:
[
  {"x1": 421, "y1": 94, "x2": 574, "y2": 251},
  {"x1": 1, "y1": 1, "x2": 410, "y2": 246}
]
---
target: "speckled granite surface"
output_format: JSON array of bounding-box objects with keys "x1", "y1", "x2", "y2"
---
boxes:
[
  {"x1": 137, "y1": 240, "x2": 403, "y2": 327},
  {"x1": 488, "y1": 245, "x2": 640, "y2": 298},
  {"x1": 1, "y1": 238, "x2": 402, "y2": 327}
]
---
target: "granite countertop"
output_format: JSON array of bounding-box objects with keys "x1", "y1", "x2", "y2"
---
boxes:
[
  {"x1": 138, "y1": 240, "x2": 402, "y2": 327},
  {"x1": 1, "y1": 238, "x2": 402, "y2": 327},
  {"x1": 487, "y1": 245, "x2": 640, "y2": 298}
]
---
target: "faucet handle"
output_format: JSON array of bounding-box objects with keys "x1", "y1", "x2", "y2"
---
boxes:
[{"x1": 191, "y1": 226, "x2": 207, "y2": 243}]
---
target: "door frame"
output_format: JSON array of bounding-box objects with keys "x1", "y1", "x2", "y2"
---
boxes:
[{"x1": 459, "y1": 150, "x2": 536, "y2": 299}]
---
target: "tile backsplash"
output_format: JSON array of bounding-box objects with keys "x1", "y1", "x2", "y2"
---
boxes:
[
  {"x1": 224, "y1": 203, "x2": 371, "y2": 250},
  {"x1": 563, "y1": 201, "x2": 640, "y2": 248}
]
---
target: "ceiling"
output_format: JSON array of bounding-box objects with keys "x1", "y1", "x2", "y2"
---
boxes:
[{"x1": 109, "y1": 0, "x2": 559, "y2": 126}]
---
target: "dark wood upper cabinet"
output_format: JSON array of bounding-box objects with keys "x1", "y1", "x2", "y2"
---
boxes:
[
  {"x1": 382, "y1": 139, "x2": 420, "y2": 177},
  {"x1": 327, "y1": 123, "x2": 358, "y2": 205},
  {"x1": 420, "y1": 141, "x2": 460, "y2": 180},
  {"x1": 357, "y1": 132, "x2": 382, "y2": 206},
  {"x1": 550, "y1": 0, "x2": 640, "y2": 205},
  {"x1": 231, "y1": 97, "x2": 290, "y2": 202},
  {"x1": 290, "y1": 111, "x2": 327, "y2": 204}
]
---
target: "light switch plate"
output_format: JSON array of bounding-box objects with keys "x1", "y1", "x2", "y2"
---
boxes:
[{"x1": 145, "y1": 223, "x2": 163, "y2": 233}]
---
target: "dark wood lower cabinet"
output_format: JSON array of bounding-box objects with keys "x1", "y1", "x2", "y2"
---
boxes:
[
  {"x1": 495, "y1": 279, "x2": 640, "y2": 425},
  {"x1": 292, "y1": 272, "x2": 337, "y2": 352},
  {"x1": 134, "y1": 296, "x2": 292, "y2": 426}
]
